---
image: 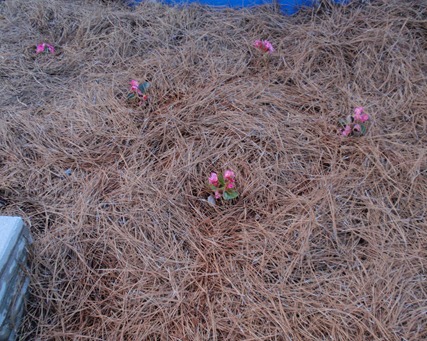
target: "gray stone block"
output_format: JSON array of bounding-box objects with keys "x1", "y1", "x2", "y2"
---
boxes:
[
  {"x1": 0, "y1": 217, "x2": 24, "y2": 275},
  {"x1": 0, "y1": 216, "x2": 31, "y2": 341}
]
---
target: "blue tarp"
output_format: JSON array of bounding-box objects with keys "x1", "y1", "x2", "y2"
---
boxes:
[{"x1": 127, "y1": 0, "x2": 347, "y2": 15}]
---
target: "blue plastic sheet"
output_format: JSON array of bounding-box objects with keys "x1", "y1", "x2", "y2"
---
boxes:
[{"x1": 126, "y1": 0, "x2": 347, "y2": 15}]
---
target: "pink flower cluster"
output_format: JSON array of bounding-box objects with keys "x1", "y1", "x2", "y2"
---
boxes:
[
  {"x1": 209, "y1": 170, "x2": 237, "y2": 200},
  {"x1": 353, "y1": 107, "x2": 369, "y2": 123},
  {"x1": 253, "y1": 40, "x2": 274, "y2": 54},
  {"x1": 36, "y1": 43, "x2": 55, "y2": 54},
  {"x1": 342, "y1": 107, "x2": 370, "y2": 137}
]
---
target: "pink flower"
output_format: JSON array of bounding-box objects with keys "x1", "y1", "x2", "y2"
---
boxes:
[
  {"x1": 353, "y1": 107, "x2": 369, "y2": 123},
  {"x1": 341, "y1": 125, "x2": 352, "y2": 136},
  {"x1": 360, "y1": 113, "x2": 369, "y2": 123},
  {"x1": 224, "y1": 170, "x2": 235, "y2": 182},
  {"x1": 46, "y1": 44, "x2": 55, "y2": 54},
  {"x1": 214, "y1": 190, "x2": 221, "y2": 199},
  {"x1": 354, "y1": 107, "x2": 364, "y2": 116},
  {"x1": 226, "y1": 182, "x2": 235, "y2": 189},
  {"x1": 353, "y1": 109, "x2": 363, "y2": 121},
  {"x1": 253, "y1": 40, "x2": 274, "y2": 54},
  {"x1": 209, "y1": 172, "x2": 219, "y2": 187},
  {"x1": 36, "y1": 43, "x2": 45, "y2": 54},
  {"x1": 130, "y1": 80, "x2": 142, "y2": 95},
  {"x1": 130, "y1": 80, "x2": 139, "y2": 90},
  {"x1": 36, "y1": 43, "x2": 54, "y2": 54}
]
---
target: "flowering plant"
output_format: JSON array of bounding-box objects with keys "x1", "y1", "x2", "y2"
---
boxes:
[
  {"x1": 340, "y1": 107, "x2": 370, "y2": 137},
  {"x1": 36, "y1": 43, "x2": 55, "y2": 54},
  {"x1": 128, "y1": 80, "x2": 150, "y2": 104},
  {"x1": 253, "y1": 40, "x2": 274, "y2": 54},
  {"x1": 208, "y1": 170, "x2": 239, "y2": 201}
]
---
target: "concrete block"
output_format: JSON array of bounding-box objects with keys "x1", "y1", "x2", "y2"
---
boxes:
[
  {"x1": 0, "y1": 217, "x2": 24, "y2": 275},
  {"x1": 0, "y1": 216, "x2": 31, "y2": 341}
]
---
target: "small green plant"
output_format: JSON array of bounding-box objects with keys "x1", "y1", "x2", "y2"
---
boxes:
[
  {"x1": 36, "y1": 43, "x2": 54, "y2": 54},
  {"x1": 340, "y1": 107, "x2": 370, "y2": 137},
  {"x1": 208, "y1": 170, "x2": 239, "y2": 203},
  {"x1": 128, "y1": 79, "x2": 150, "y2": 105}
]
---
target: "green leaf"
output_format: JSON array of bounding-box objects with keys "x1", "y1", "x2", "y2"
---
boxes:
[
  {"x1": 361, "y1": 124, "x2": 367, "y2": 135},
  {"x1": 209, "y1": 185, "x2": 217, "y2": 191},
  {"x1": 127, "y1": 93, "x2": 136, "y2": 99},
  {"x1": 223, "y1": 190, "x2": 239, "y2": 200},
  {"x1": 138, "y1": 82, "x2": 150, "y2": 93},
  {"x1": 346, "y1": 115, "x2": 353, "y2": 124},
  {"x1": 218, "y1": 173, "x2": 225, "y2": 187},
  {"x1": 338, "y1": 118, "x2": 347, "y2": 127}
]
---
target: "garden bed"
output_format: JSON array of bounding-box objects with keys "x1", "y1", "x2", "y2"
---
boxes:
[{"x1": 0, "y1": 0, "x2": 426, "y2": 339}]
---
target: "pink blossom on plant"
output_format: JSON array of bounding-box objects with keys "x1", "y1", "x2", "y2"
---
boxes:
[
  {"x1": 353, "y1": 113, "x2": 361, "y2": 122},
  {"x1": 130, "y1": 80, "x2": 142, "y2": 95},
  {"x1": 342, "y1": 125, "x2": 352, "y2": 136},
  {"x1": 36, "y1": 43, "x2": 45, "y2": 54},
  {"x1": 224, "y1": 170, "x2": 235, "y2": 182},
  {"x1": 208, "y1": 169, "x2": 238, "y2": 201},
  {"x1": 130, "y1": 80, "x2": 139, "y2": 89},
  {"x1": 36, "y1": 43, "x2": 54, "y2": 54},
  {"x1": 354, "y1": 108, "x2": 369, "y2": 123},
  {"x1": 209, "y1": 172, "x2": 219, "y2": 187},
  {"x1": 226, "y1": 182, "x2": 235, "y2": 189},
  {"x1": 253, "y1": 40, "x2": 264, "y2": 49},
  {"x1": 353, "y1": 110, "x2": 362, "y2": 122},
  {"x1": 353, "y1": 106, "x2": 370, "y2": 123},
  {"x1": 354, "y1": 107, "x2": 364, "y2": 116},
  {"x1": 253, "y1": 40, "x2": 274, "y2": 54},
  {"x1": 46, "y1": 44, "x2": 55, "y2": 54},
  {"x1": 360, "y1": 113, "x2": 369, "y2": 123}
]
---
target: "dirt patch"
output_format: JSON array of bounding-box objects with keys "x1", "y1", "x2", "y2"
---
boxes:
[{"x1": 0, "y1": 0, "x2": 426, "y2": 339}]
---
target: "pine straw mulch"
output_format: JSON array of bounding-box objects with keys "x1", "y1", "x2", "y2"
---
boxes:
[{"x1": 0, "y1": 0, "x2": 426, "y2": 339}]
